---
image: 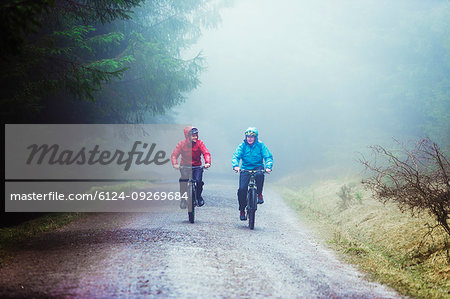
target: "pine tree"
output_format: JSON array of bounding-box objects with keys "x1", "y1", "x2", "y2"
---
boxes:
[{"x1": 0, "y1": 0, "x2": 224, "y2": 123}]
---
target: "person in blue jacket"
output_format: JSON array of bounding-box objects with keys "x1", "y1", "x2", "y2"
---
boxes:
[{"x1": 232, "y1": 127, "x2": 273, "y2": 221}]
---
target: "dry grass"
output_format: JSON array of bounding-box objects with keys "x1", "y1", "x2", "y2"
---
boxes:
[{"x1": 279, "y1": 176, "x2": 449, "y2": 299}]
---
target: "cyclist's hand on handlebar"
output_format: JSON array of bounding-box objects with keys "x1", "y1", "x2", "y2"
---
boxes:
[
  {"x1": 265, "y1": 168, "x2": 272, "y2": 173},
  {"x1": 173, "y1": 164, "x2": 180, "y2": 169},
  {"x1": 234, "y1": 167, "x2": 240, "y2": 173},
  {"x1": 204, "y1": 163, "x2": 211, "y2": 169}
]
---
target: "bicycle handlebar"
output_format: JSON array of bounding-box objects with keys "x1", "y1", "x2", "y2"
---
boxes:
[
  {"x1": 237, "y1": 169, "x2": 269, "y2": 174},
  {"x1": 180, "y1": 165, "x2": 207, "y2": 170}
]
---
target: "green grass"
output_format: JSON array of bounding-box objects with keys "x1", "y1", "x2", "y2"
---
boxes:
[
  {"x1": 278, "y1": 176, "x2": 450, "y2": 299},
  {"x1": 0, "y1": 213, "x2": 86, "y2": 267}
]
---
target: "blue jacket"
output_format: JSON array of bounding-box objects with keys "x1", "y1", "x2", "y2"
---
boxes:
[{"x1": 232, "y1": 140, "x2": 273, "y2": 170}]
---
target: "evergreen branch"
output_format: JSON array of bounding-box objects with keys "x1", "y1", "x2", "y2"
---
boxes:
[{"x1": 56, "y1": 0, "x2": 143, "y2": 23}]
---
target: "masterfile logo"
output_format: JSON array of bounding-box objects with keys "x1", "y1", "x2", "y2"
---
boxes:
[
  {"x1": 26, "y1": 141, "x2": 170, "y2": 171},
  {"x1": 6, "y1": 124, "x2": 191, "y2": 180}
]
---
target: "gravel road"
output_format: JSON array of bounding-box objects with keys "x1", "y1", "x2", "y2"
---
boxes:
[{"x1": 0, "y1": 180, "x2": 400, "y2": 298}]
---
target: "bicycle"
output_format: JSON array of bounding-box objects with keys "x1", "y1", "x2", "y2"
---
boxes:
[
  {"x1": 180, "y1": 166, "x2": 206, "y2": 223},
  {"x1": 239, "y1": 169, "x2": 267, "y2": 230}
]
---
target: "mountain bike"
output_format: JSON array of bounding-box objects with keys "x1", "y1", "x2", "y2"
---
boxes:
[
  {"x1": 240, "y1": 169, "x2": 267, "y2": 230},
  {"x1": 180, "y1": 166, "x2": 205, "y2": 223}
]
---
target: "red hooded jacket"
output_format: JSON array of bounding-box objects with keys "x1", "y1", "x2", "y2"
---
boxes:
[{"x1": 171, "y1": 126, "x2": 211, "y2": 166}]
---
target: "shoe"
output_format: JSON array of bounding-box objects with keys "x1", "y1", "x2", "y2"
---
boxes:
[
  {"x1": 257, "y1": 194, "x2": 264, "y2": 204},
  {"x1": 240, "y1": 210, "x2": 247, "y2": 221},
  {"x1": 180, "y1": 199, "x2": 187, "y2": 209},
  {"x1": 197, "y1": 196, "x2": 204, "y2": 207}
]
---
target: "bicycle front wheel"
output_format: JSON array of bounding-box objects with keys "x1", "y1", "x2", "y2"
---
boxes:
[
  {"x1": 188, "y1": 183, "x2": 196, "y2": 223},
  {"x1": 248, "y1": 209, "x2": 255, "y2": 229},
  {"x1": 188, "y1": 210, "x2": 194, "y2": 223},
  {"x1": 247, "y1": 188, "x2": 257, "y2": 229}
]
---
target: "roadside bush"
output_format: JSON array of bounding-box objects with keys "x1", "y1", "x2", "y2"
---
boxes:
[
  {"x1": 337, "y1": 184, "x2": 354, "y2": 211},
  {"x1": 360, "y1": 138, "x2": 450, "y2": 237},
  {"x1": 337, "y1": 183, "x2": 363, "y2": 211}
]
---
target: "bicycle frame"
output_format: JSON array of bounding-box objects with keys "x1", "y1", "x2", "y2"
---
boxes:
[
  {"x1": 240, "y1": 169, "x2": 266, "y2": 229},
  {"x1": 180, "y1": 165, "x2": 205, "y2": 223},
  {"x1": 247, "y1": 171, "x2": 258, "y2": 211}
]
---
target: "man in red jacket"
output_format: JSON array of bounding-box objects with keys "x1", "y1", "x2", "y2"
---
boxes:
[{"x1": 171, "y1": 126, "x2": 211, "y2": 209}]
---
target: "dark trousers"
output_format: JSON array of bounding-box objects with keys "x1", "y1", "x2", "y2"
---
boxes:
[
  {"x1": 179, "y1": 167, "x2": 204, "y2": 199},
  {"x1": 237, "y1": 171, "x2": 264, "y2": 211}
]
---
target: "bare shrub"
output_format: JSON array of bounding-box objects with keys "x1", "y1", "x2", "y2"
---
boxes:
[{"x1": 359, "y1": 138, "x2": 450, "y2": 236}]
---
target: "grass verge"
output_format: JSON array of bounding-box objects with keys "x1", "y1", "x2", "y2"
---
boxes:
[
  {"x1": 1, "y1": 181, "x2": 155, "y2": 267},
  {"x1": 0, "y1": 212, "x2": 86, "y2": 267},
  {"x1": 278, "y1": 176, "x2": 449, "y2": 299}
]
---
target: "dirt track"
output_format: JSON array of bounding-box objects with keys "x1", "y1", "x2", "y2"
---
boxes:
[{"x1": 0, "y1": 180, "x2": 400, "y2": 298}]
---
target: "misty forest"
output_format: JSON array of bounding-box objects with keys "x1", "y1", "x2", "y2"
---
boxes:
[
  {"x1": 1, "y1": 0, "x2": 449, "y2": 297},
  {"x1": 2, "y1": 0, "x2": 450, "y2": 231},
  {"x1": 2, "y1": 0, "x2": 449, "y2": 161}
]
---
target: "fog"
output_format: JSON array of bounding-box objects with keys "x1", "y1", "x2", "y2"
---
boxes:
[{"x1": 173, "y1": 0, "x2": 449, "y2": 178}]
